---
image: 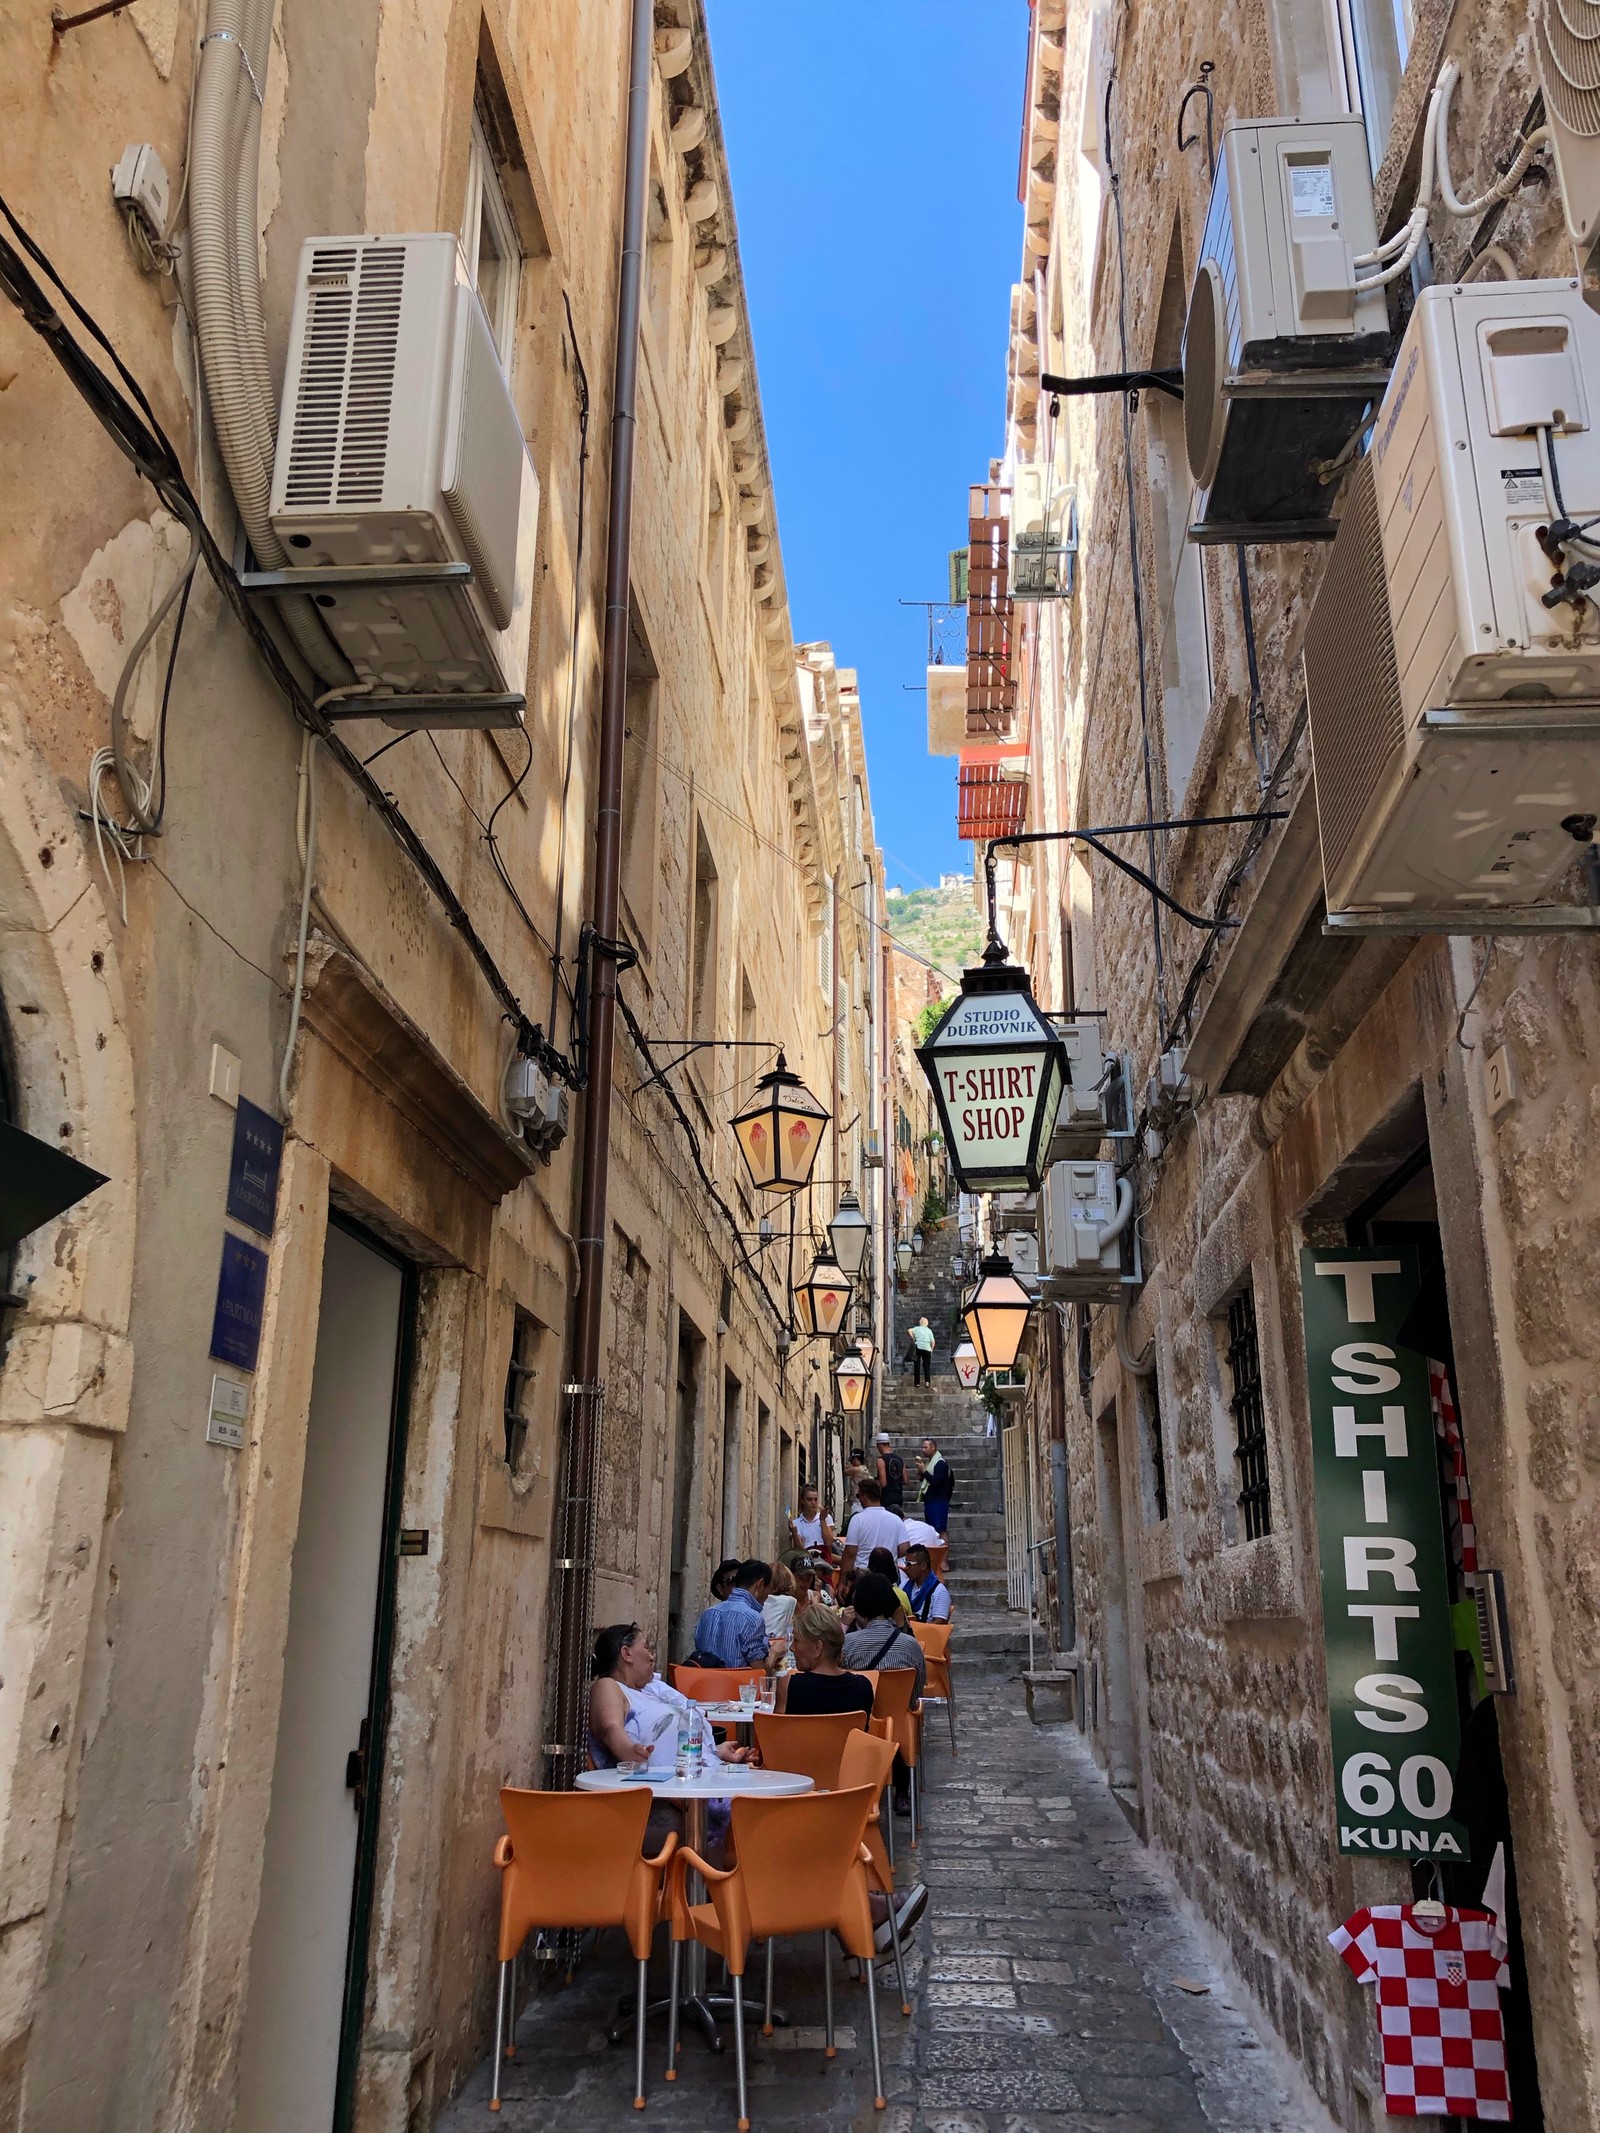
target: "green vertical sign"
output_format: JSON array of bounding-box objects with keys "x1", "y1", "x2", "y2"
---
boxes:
[{"x1": 1301, "y1": 1248, "x2": 1469, "y2": 1861}]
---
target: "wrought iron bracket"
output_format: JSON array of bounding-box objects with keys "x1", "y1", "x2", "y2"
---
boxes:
[
  {"x1": 981, "y1": 812, "x2": 1287, "y2": 948},
  {"x1": 1040, "y1": 368, "x2": 1183, "y2": 402}
]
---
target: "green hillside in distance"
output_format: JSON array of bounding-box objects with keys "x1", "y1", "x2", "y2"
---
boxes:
[{"x1": 886, "y1": 879, "x2": 983, "y2": 980}]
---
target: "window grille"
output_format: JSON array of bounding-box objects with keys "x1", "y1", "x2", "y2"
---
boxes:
[
  {"x1": 1226, "y1": 1285, "x2": 1272, "y2": 1539},
  {"x1": 504, "y1": 1312, "x2": 538, "y2": 1473},
  {"x1": 1143, "y1": 1380, "x2": 1169, "y2": 1524}
]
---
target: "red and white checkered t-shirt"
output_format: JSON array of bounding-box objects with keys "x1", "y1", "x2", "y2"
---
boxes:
[{"x1": 1330, "y1": 1906, "x2": 1510, "y2": 2120}]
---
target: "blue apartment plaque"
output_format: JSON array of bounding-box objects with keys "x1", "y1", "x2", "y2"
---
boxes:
[
  {"x1": 210, "y1": 1233, "x2": 270, "y2": 1372},
  {"x1": 226, "y1": 1096, "x2": 283, "y2": 1237}
]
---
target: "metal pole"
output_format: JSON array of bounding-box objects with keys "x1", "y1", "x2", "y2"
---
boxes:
[{"x1": 548, "y1": 0, "x2": 652, "y2": 1788}]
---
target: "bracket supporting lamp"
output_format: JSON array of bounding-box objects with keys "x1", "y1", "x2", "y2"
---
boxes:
[
  {"x1": 962, "y1": 1253, "x2": 1034, "y2": 1373},
  {"x1": 894, "y1": 1240, "x2": 913, "y2": 1280},
  {"x1": 832, "y1": 1350, "x2": 870, "y2": 1414},
  {"x1": 793, "y1": 1249, "x2": 852, "y2": 1339},
  {"x1": 827, "y1": 1184, "x2": 871, "y2": 1276},
  {"x1": 729, "y1": 1053, "x2": 830, "y2": 1195}
]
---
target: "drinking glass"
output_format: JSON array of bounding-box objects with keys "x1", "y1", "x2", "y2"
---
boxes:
[{"x1": 738, "y1": 1680, "x2": 759, "y2": 1709}]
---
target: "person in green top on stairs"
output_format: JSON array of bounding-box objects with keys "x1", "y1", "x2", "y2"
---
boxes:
[{"x1": 909, "y1": 1316, "x2": 935, "y2": 1385}]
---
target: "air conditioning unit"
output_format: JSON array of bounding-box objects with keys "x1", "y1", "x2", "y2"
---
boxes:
[
  {"x1": 991, "y1": 1190, "x2": 1038, "y2": 1235},
  {"x1": 270, "y1": 233, "x2": 538, "y2": 727},
  {"x1": 1306, "y1": 280, "x2": 1600, "y2": 918},
  {"x1": 1532, "y1": 0, "x2": 1600, "y2": 247},
  {"x1": 1009, "y1": 463, "x2": 1076, "y2": 598},
  {"x1": 1008, "y1": 1229, "x2": 1041, "y2": 1280},
  {"x1": 1044, "y1": 1021, "x2": 1123, "y2": 1158},
  {"x1": 1184, "y1": 116, "x2": 1392, "y2": 543},
  {"x1": 1039, "y1": 1159, "x2": 1134, "y2": 1300}
]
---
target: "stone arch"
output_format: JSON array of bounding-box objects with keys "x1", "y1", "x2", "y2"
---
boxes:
[{"x1": 0, "y1": 686, "x2": 137, "y2": 2092}]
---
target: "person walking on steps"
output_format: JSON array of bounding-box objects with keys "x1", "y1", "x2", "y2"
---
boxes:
[
  {"x1": 875, "y1": 1431, "x2": 906, "y2": 1512},
  {"x1": 918, "y1": 1436, "x2": 954, "y2": 1534},
  {"x1": 909, "y1": 1316, "x2": 935, "y2": 1385}
]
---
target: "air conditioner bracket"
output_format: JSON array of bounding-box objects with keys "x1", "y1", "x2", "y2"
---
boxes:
[
  {"x1": 1221, "y1": 366, "x2": 1392, "y2": 401},
  {"x1": 1325, "y1": 906, "x2": 1600, "y2": 935}
]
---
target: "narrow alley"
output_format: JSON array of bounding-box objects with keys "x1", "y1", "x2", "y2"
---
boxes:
[{"x1": 440, "y1": 1529, "x2": 1317, "y2": 2133}]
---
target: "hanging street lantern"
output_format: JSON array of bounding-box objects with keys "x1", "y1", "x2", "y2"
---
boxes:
[
  {"x1": 911, "y1": 1231, "x2": 924, "y2": 1257},
  {"x1": 854, "y1": 1332, "x2": 876, "y2": 1371},
  {"x1": 952, "y1": 1336, "x2": 982, "y2": 1390},
  {"x1": 915, "y1": 939, "x2": 1068, "y2": 1194},
  {"x1": 962, "y1": 1252, "x2": 1034, "y2": 1372},
  {"x1": 952, "y1": 1253, "x2": 965, "y2": 1281},
  {"x1": 827, "y1": 1184, "x2": 871, "y2": 1276},
  {"x1": 894, "y1": 1240, "x2": 913, "y2": 1280},
  {"x1": 729, "y1": 1053, "x2": 830, "y2": 1195},
  {"x1": 793, "y1": 1248, "x2": 852, "y2": 1338},
  {"x1": 832, "y1": 1349, "x2": 870, "y2": 1414}
]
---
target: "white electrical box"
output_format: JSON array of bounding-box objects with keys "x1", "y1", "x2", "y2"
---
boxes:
[
  {"x1": 111, "y1": 143, "x2": 169, "y2": 243},
  {"x1": 270, "y1": 233, "x2": 538, "y2": 720},
  {"x1": 1306, "y1": 280, "x2": 1600, "y2": 916},
  {"x1": 1184, "y1": 116, "x2": 1391, "y2": 543},
  {"x1": 1039, "y1": 1159, "x2": 1127, "y2": 1299}
]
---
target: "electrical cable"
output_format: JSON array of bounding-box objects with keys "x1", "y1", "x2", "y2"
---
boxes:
[
  {"x1": 279, "y1": 726, "x2": 317, "y2": 1118},
  {"x1": 0, "y1": 195, "x2": 581, "y2": 1089},
  {"x1": 108, "y1": 516, "x2": 200, "y2": 831},
  {"x1": 615, "y1": 988, "x2": 790, "y2": 1334}
]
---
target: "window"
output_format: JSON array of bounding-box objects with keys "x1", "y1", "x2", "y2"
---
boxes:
[
  {"x1": 1148, "y1": 222, "x2": 1212, "y2": 807},
  {"x1": 1224, "y1": 1284, "x2": 1272, "y2": 1539},
  {"x1": 462, "y1": 109, "x2": 522, "y2": 363},
  {"x1": 690, "y1": 823, "x2": 720, "y2": 1037},
  {"x1": 1140, "y1": 1377, "x2": 1169, "y2": 1524},
  {"x1": 621, "y1": 612, "x2": 660, "y2": 955},
  {"x1": 503, "y1": 1311, "x2": 543, "y2": 1476},
  {"x1": 1339, "y1": 0, "x2": 1412, "y2": 171}
]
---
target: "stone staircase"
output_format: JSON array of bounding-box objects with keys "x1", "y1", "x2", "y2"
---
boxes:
[{"x1": 877, "y1": 1221, "x2": 1033, "y2": 1674}]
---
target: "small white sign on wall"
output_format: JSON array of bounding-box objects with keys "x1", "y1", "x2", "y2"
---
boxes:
[{"x1": 206, "y1": 1372, "x2": 250, "y2": 1449}]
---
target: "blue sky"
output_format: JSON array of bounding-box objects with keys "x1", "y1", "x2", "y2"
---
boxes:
[{"x1": 704, "y1": 1, "x2": 1027, "y2": 892}]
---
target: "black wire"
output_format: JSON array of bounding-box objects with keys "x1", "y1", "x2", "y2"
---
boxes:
[
  {"x1": 615, "y1": 988, "x2": 789, "y2": 1334},
  {"x1": 145, "y1": 563, "x2": 192, "y2": 832},
  {"x1": 1105, "y1": 76, "x2": 1170, "y2": 1049},
  {"x1": 0, "y1": 195, "x2": 582, "y2": 1085},
  {"x1": 362, "y1": 731, "x2": 413, "y2": 768}
]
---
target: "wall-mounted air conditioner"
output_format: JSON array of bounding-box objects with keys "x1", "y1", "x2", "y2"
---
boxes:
[
  {"x1": 1184, "y1": 116, "x2": 1391, "y2": 543},
  {"x1": 1009, "y1": 463, "x2": 1077, "y2": 598},
  {"x1": 1044, "y1": 1021, "x2": 1128, "y2": 1159},
  {"x1": 1532, "y1": 0, "x2": 1600, "y2": 248},
  {"x1": 991, "y1": 1190, "x2": 1038, "y2": 1236},
  {"x1": 1039, "y1": 1159, "x2": 1135, "y2": 1300},
  {"x1": 270, "y1": 233, "x2": 539, "y2": 727},
  {"x1": 1306, "y1": 280, "x2": 1600, "y2": 918}
]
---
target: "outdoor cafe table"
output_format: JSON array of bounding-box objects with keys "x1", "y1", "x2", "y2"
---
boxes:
[{"x1": 575, "y1": 1764, "x2": 812, "y2": 2050}]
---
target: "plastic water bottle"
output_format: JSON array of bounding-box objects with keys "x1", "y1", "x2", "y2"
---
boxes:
[{"x1": 676, "y1": 1715, "x2": 702, "y2": 1781}]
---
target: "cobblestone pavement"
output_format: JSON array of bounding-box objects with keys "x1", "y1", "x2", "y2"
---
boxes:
[{"x1": 436, "y1": 1675, "x2": 1327, "y2": 2133}]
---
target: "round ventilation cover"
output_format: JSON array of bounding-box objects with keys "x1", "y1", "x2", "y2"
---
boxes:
[
  {"x1": 1183, "y1": 258, "x2": 1228, "y2": 490},
  {"x1": 1538, "y1": 0, "x2": 1600, "y2": 133}
]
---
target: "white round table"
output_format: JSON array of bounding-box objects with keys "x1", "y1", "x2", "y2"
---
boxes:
[{"x1": 576, "y1": 1766, "x2": 812, "y2": 2049}]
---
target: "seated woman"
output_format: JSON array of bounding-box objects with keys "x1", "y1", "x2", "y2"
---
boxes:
[
  {"x1": 762, "y1": 1560, "x2": 799, "y2": 1644},
  {"x1": 587, "y1": 1622, "x2": 749, "y2": 1853},
  {"x1": 841, "y1": 1574, "x2": 926, "y2": 1816},
  {"x1": 774, "y1": 1601, "x2": 876, "y2": 1715},
  {"x1": 867, "y1": 1546, "x2": 914, "y2": 1625}
]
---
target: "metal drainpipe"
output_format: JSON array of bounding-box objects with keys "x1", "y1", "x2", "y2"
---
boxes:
[{"x1": 548, "y1": 0, "x2": 652, "y2": 1789}]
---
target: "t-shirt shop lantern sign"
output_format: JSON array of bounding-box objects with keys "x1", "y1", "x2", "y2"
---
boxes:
[{"x1": 915, "y1": 939, "x2": 1068, "y2": 1194}]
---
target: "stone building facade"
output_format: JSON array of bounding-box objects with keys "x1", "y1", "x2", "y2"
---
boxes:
[
  {"x1": 940, "y1": 0, "x2": 1600, "y2": 2122},
  {"x1": 0, "y1": 3, "x2": 886, "y2": 2126}
]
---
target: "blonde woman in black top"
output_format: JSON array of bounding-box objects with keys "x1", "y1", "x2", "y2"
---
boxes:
[{"x1": 774, "y1": 1603, "x2": 875, "y2": 1716}]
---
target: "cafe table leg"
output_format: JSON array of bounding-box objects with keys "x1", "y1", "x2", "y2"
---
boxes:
[{"x1": 678, "y1": 1797, "x2": 724, "y2": 2051}]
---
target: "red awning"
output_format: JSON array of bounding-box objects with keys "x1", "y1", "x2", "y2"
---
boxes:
[{"x1": 957, "y1": 764, "x2": 1028, "y2": 841}]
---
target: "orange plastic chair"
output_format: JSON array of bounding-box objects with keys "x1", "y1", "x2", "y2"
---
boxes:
[
  {"x1": 751, "y1": 1709, "x2": 866, "y2": 1790},
  {"x1": 838, "y1": 1730, "x2": 914, "y2": 2016},
  {"x1": 870, "y1": 1667, "x2": 923, "y2": 1843},
  {"x1": 911, "y1": 1620, "x2": 957, "y2": 1755},
  {"x1": 672, "y1": 1665, "x2": 767, "y2": 1704},
  {"x1": 928, "y1": 1540, "x2": 950, "y2": 1579},
  {"x1": 667, "y1": 1786, "x2": 886, "y2": 2128},
  {"x1": 492, "y1": 1788, "x2": 677, "y2": 2113}
]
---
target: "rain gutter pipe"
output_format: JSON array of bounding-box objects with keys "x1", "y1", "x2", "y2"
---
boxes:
[{"x1": 548, "y1": 0, "x2": 652, "y2": 1786}]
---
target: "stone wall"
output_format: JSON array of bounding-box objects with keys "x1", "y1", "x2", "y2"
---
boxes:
[{"x1": 1003, "y1": 0, "x2": 1600, "y2": 2118}]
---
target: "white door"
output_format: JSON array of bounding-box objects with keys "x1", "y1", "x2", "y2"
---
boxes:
[{"x1": 235, "y1": 1222, "x2": 406, "y2": 2133}]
